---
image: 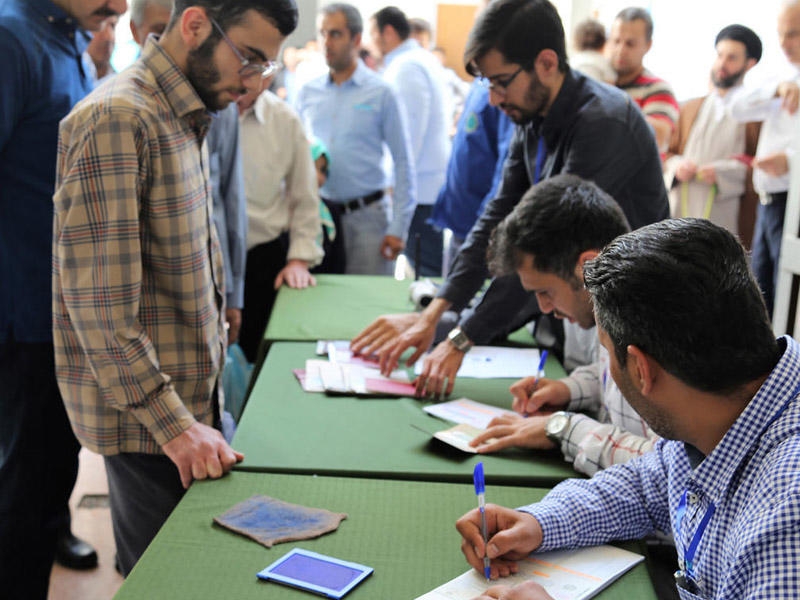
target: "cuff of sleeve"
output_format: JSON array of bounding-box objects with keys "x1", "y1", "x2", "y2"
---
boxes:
[
  {"x1": 131, "y1": 387, "x2": 197, "y2": 447},
  {"x1": 287, "y1": 240, "x2": 324, "y2": 268},
  {"x1": 557, "y1": 413, "x2": 593, "y2": 463},
  {"x1": 459, "y1": 315, "x2": 494, "y2": 346},
  {"x1": 561, "y1": 376, "x2": 584, "y2": 405},
  {"x1": 516, "y1": 504, "x2": 575, "y2": 552}
]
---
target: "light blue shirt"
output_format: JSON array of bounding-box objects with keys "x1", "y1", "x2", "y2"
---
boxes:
[
  {"x1": 296, "y1": 60, "x2": 416, "y2": 240},
  {"x1": 382, "y1": 39, "x2": 450, "y2": 206},
  {"x1": 208, "y1": 103, "x2": 247, "y2": 309}
]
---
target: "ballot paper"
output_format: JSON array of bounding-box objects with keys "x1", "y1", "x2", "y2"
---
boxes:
[
  {"x1": 423, "y1": 398, "x2": 516, "y2": 430},
  {"x1": 414, "y1": 346, "x2": 542, "y2": 379},
  {"x1": 415, "y1": 545, "x2": 644, "y2": 600},
  {"x1": 298, "y1": 359, "x2": 414, "y2": 396}
]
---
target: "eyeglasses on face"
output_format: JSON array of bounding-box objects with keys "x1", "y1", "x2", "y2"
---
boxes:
[
  {"x1": 476, "y1": 65, "x2": 525, "y2": 95},
  {"x1": 209, "y1": 16, "x2": 281, "y2": 80}
]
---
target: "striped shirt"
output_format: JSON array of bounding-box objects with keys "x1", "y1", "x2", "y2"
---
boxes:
[
  {"x1": 52, "y1": 38, "x2": 226, "y2": 455},
  {"x1": 619, "y1": 70, "x2": 679, "y2": 130},
  {"x1": 522, "y1": 336, "x2": 800, "y2": 599},
  {"x1": 559, "y1": 340, "x2": 659, "y2": 476}
]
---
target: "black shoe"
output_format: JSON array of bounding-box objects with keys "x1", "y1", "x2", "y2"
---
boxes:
[{"x1": 54, "y1": 531, "x2": 98, "y2": 570}]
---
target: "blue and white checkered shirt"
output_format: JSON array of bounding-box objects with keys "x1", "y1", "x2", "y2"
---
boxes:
[{"x1": 520, "y1": 336, "x2": 800, "y2": 599}]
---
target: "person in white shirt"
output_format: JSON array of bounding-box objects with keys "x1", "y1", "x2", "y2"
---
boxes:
[
  {"x1": 664, "y1": 25, "x2": 762, "y2": 245},
  {"x1": 730, "y1": 2, "x2": 800, "y2": 316},
  {"x1": 370, "y1": 6, "x2": 451, "y2": 277},
  {"x1": 237, "y1": 81, "x2": 323, "y2": 362}
]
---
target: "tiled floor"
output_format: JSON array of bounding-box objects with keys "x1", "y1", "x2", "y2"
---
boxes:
[{"x1": 48, "y1": 449, "x2": 123, "y2": 600}]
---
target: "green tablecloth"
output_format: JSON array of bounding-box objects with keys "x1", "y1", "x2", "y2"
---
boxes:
[
  {"x1": 113, "y1": 472, "x2": 656, "y2": 600},
  {"x1": 265, "y1": 274, "x2": 417, "y2": 342},
  {"x1": 233, "y1": 342, "x2": 574, "y2": 487}
]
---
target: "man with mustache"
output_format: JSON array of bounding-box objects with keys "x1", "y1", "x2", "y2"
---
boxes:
[
  {"x1": 0, "y1": 0, "x2": 126, "y2": 595},
  {"x1": 52, "y1": 0, "x2": 297, "y2": 575},
  {"x1": 664, "y1": 25, "x2": 762, "y2": 246}
]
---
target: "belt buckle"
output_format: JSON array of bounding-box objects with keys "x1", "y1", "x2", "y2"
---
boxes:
[{"x1": 759, "y1": 192, "x2": 771, "y2": 206}]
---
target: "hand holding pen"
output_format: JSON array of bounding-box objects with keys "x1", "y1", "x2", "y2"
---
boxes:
[
  {"x1": 473, "y1": 462, "x2": 491, "y2": 581},
  {"x1": 509, "y1": 351, "x2": 567, "y2": 415}
]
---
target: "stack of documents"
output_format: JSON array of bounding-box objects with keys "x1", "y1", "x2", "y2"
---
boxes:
[{"x1": 292, "y1": 341, "x2": 416, "y2": 397}]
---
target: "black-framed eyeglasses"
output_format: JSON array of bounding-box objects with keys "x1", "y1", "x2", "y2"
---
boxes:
[
  {"x1": 477, "y1": 66, "x2": 524, "y2": 95},
  {"x1": 209, "y1": 16, "x2": 281, "y2": 80}
]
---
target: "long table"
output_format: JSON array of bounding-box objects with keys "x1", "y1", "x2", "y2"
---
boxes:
[
  {"x1": 112, "y1": 471, "x2": 657, "y2": 599},
  {"x1": 233, "y1": 342, "x2": 574, "y2": 487},
  {"x1": 264, "y1": 274, "x2": 418, "y2": 342}
]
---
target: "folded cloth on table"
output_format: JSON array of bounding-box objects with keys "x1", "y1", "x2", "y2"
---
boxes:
[{"x1": 214, "y1": 494, "x2": 348, "y2": 548}]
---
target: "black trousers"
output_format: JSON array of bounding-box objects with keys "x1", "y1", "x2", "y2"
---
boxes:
[
  {"x1": 239, "y1": 236, "x2": 289, "y2": 363},
  {"x1": 0, "y1": 340, "x2": 80, "y2": 600},
  {"x1": 104, "y1": 453, "x2": 186, "y2": 576}
]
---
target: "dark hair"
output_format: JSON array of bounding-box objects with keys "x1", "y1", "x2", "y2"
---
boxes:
[
  {"x1": 615, "y1": 7, "x2": 653, "y2": 42},
  {"x1": 171, "y1": 0, "x2": 298, "y2": 36},
  {"x1": 716, "y1": 24, "x2": 762, "y2": 62},
  {"x1": 573, "y1": 18, "x2": 606, "y2": 51},
  {"x1": 464, "y1": 0, "x2": 567, "y2": 76},
  {"x1": 488, "y1": 174, "x2": 630, "y2": 282},
  {"x1": 321, "y1": 3, "x2": 363, "y2": 37},
  {"x1": 409, "y1": 17, "x2": 431, "y2": 36},
  {"x1": 373, "y1": 6, "x2": 410, "y2": 41},
  {"x1": 584, "y1": 218, "x2": 780, "y2": 394}
]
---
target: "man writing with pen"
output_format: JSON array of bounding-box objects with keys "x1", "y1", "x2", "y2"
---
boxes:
[
  {"x1": 465, "y1": 175, "x2": 658, "y2": 477},
  {"x1": 455, "y1": 209, "x2": 800, "y2": 599}
]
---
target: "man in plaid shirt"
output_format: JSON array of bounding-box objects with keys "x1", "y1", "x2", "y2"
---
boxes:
[
  {"x1": 458, "y1": 218, "x2": 799, "y2": 599},
  {"x1": 53, "y1": 0, "x2": 297, "y2": 575}
]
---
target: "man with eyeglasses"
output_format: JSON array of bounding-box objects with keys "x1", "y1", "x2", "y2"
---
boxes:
[
  {"x1": 352, "y1": 0, "x2": 668, "y2": 400},
  {"x1": 1, "y1": 0, "x2": 127, "y2": 596},
  {"x1": 297, "y1": 2, "x2": 416, "y2": 275},
  {"x1": 52, "y1": 0, "x2": 297, "y2": 576}
]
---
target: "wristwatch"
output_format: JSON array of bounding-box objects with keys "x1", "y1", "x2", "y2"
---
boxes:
[
  {"x1": 545, "y1": 411, "x2": 571, "y2": 444},
  {"x1": 447, "y1": 327, "x2": 474, "y2": 353}
]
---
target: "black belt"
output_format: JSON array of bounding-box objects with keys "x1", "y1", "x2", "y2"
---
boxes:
[
  {"x1": 324, "y1": 190, "x2": 383, "y2": 214},
  {"x1": 760, "y1": 191, "x2": 788, "y2": 206}
]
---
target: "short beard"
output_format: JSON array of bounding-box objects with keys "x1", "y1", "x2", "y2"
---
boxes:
[
  {"x1": 502, "y1": 71, "x2": 550, "y2": 125},
  {"x1": 186, "y1": 35, "x2": 226, "y2": 111},
  {"x1": 711, "y1": 67, "x2": 745, "y2": 90}
]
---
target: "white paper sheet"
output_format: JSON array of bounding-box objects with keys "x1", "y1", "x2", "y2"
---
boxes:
[
  {"x1": 423, "y1": 398, "x2": 516, "y2": 429},
  {"x1": 414, "y1": 346, "x2": 541, "y2": 379},
  {"x1": 415, "y1": 545, "x2": 644, "y2": 600}
]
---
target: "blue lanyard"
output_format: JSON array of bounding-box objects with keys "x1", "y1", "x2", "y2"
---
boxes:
[
  {"x1": 533, "y1": 136, "x2": 546, "y2": 183},
  {"x1": 675, "y1": 490, "x2": 716, "y2": 582}
]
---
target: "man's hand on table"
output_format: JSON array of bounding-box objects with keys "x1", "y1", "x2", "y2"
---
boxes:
[
  {"x1": 470, "y1": 414, "x2": 555, "y2": 453},
  {"x1": 274, "y1": 259, "x2": 316, "y2": 290},
  {"x1": 414, "y1": 338, "x2": 465, "y2": 398},
  {"x1": 162, "y1": 422, "x2": 244, "y2": 489}
]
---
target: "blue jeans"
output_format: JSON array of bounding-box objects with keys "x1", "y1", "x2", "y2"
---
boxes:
[
  {"x1": 751, "y1": 193, "x2": 787, "y2": 316},
  {"x1": 0, "y1": 341, "x2": 80, "y2": 600}
]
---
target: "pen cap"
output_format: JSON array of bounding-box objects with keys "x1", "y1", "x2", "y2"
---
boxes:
[{"x1": 473, "y1": 462, "x2": 485, "y2": 495}]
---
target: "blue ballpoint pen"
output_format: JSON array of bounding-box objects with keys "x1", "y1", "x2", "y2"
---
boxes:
[
  {"x1": 472, "y1": 462, "x2": 491, "y2": 582},
  {"x1": 523, "y1": 350, "x2": 549, "y2": 416}
]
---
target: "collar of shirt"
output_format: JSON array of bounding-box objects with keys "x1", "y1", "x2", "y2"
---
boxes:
[
  {"x1": 529, "y1": 68, "x2": 579, "y2": 148},
  {"x1": 25, "y1": 0, "x2": 89, "y2": 54},
  {"x1": 324, "y1": 58, "x2": 371, "y2": 89},
  {"x1": 140, "y1": 37, "x2": 211, "y2": 136},
  {"x1": 250, "y1": 89, "x2": 280, "y2": 125},
  {"x1": 686, "y1": 336, "x2": 799, "y2": 505},
  {"x1": 383, "y1": 38, "x2": 420, "y2": 68}
]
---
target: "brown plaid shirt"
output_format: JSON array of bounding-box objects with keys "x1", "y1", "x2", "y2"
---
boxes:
[{"x1": 53, "y1": 39, "x2": 226, "y2": 455}]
